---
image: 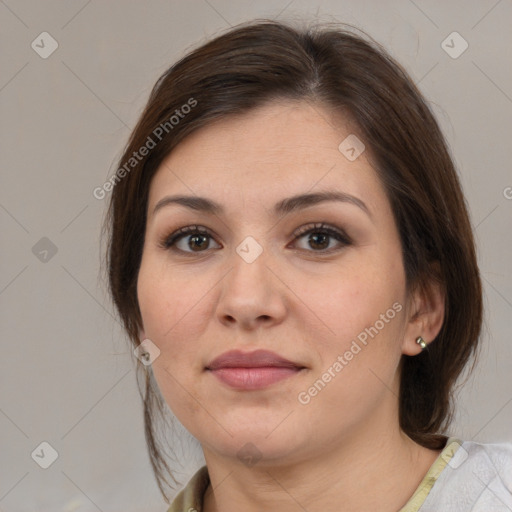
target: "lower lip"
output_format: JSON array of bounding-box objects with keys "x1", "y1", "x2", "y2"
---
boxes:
[{"x1": 208, "y1": 367, "x2": 302, "y2": 390}]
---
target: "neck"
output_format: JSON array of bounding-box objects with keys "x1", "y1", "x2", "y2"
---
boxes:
[{"x1": 202, "y1": 421, "x2": 443, "y2": 512}]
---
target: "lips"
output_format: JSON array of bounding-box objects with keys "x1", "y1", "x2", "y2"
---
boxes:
[
  {"x1": 206, "y1": 349, "x2": 302, "y2": 370},
  {"x1": 206, "y1": 349, "x2": 305, "y2": 390}
]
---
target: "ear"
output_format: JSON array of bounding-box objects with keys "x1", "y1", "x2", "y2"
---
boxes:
[{"x1": 401, "y1": 274, "x2": 445, "y2": 356}]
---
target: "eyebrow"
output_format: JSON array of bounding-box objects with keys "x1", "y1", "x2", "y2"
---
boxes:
[{"x1": 152, "y1": 191, "x2": 372, "y2": 219}]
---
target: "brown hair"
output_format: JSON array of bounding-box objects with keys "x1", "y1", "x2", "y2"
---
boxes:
[{"x1": 105, "y1": 19, "x2": 482, "y2": 502}]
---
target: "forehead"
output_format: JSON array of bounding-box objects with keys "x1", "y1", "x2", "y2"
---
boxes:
[{"x1": 148, "y1": 100, "x2": 386, "y2": 215}]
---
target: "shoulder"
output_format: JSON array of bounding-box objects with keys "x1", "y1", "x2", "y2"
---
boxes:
[
  {"x1": 166, "y1": 466, "x2": 210, "y2": 512},
  {"x1": 420, "y1": 438, "x2": 512, "y2": 511},
  {"x1": 460, "y1": 438, "x2": 512, "y2": 474}
]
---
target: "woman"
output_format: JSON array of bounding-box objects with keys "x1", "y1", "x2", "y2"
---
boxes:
[{"x1": 105, "y1": 20, "x2": 512, "y2": 512}]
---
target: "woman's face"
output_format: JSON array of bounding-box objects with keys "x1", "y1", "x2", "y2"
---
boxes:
[{"x1": 137, "y1": 100, "x2": 419, "y2": 465}]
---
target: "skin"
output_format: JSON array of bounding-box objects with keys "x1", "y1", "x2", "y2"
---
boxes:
[{"x1": 137, "y1": 100, "x2": 445, "y2": 512}]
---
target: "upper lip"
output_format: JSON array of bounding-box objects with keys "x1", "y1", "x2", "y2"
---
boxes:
[{"x1": 206, "y1": 349, "x2": 303, "y2": 370}]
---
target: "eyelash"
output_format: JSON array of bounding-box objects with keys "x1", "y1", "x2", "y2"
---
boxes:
[{"x1": 159, "y1": 222, "x2": 352, "y2": 256}]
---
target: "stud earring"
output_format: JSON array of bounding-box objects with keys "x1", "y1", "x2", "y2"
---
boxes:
[{"x1": 416, "y1": 336, "x2": 427, "y2": 350}]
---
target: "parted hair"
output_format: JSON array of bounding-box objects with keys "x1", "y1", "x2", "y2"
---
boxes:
[{"x1": 105, "y1": 20, "x2": 483, "y2": 502}]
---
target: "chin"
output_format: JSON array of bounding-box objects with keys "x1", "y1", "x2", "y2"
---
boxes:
[{"x1": 200, "y1": 421, "x2": 307, "y2": 465}]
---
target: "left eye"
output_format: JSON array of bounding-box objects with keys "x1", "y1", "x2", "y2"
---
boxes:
[
  {"x1": 290, "y1": 222, "x2": 351, "y2": 253},
  {"x1": 161, "y1": 223, "x2": 351, "y2": 254}
]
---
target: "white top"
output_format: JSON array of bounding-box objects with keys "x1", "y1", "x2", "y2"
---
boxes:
[{"x1": 401, "y1": 438, "x2": 512, "y2": 511}]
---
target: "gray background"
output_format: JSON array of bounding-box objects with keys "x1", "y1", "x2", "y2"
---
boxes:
[{"x1": 1, "y1": 0, "x2": 511, "y2": 510}]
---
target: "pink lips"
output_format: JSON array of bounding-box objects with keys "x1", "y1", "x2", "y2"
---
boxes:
[{"x1": 206, "y1": 349, "x2": 304, "y2": 390}]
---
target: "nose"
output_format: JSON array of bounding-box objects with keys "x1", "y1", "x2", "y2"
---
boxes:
[{"x1": 215, "y1": 245, "x2": 287, "y2": 331}]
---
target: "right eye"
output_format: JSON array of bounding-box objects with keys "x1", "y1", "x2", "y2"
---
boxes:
[{"x1": 160, "y1": 225, "x2": 222, "y2": 254}]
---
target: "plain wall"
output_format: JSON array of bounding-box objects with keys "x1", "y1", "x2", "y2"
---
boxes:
[{"x1": 1, "y1": 1, "x2": 511, "y2": 510}]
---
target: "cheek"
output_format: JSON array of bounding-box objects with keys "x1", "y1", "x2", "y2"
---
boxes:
[
  {"x1": 315, "y1": 258, "x2": 405, "y2": 338},
  {"x1": 138, "y1": 254, "x2": 197, "y2": 339},
  {"x1": 295, "y1": 267, "x2": 406, "y2": 422},
  {"x1": 137, "y1": 264, "x2": 171, "y2": 341},
  {"x1": 137, "y1": 256, "x2": 210, "y2": 422},
  {"x1": 302, "y1": 254, "x2": 407, "y2": 402}
]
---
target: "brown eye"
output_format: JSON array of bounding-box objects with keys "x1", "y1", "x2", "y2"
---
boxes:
[
  {"x1": 182, "y1": 233, "x2": 210, "y2": 251},
  {"x1": 160, "y1": 222, "x2": 351, "y2": 256},
  {"x1": 161, "y1": 225, "x2": 221, "y2": 254},
  {"x1": 291, "y1": 223, "x2": 351, "y2": 253}
]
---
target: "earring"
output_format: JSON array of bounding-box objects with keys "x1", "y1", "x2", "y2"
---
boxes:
[{"x1": 416, "y1": 336, "x2": 427, "y2": 350}]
